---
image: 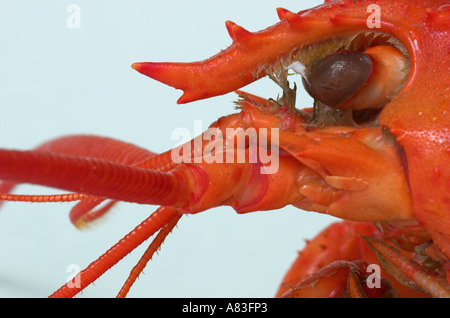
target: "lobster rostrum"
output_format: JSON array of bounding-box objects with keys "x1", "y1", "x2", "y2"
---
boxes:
[{"x1": 1, "y1": 0, "x2": 450, "y2": 297}]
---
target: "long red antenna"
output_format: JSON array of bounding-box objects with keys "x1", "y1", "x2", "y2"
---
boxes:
[
  {"x1": 50, "y1": 206, "x2": 181, "y2": 298},
  {"x1": 0, "y1": 149, "x2": 199, "y2": 207},
  {"x1": 116, "y1": 209, "x2": 182, "y2": 298}
]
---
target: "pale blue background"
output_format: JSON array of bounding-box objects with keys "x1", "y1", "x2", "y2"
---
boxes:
[{"x1": 0, "y1": 0, "x2": 337, "y2": 297}]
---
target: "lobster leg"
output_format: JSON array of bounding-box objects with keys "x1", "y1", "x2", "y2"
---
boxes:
[
  {"x1": 347, "y1": 271, "x2": 369, "y2": 298},
  {"x1": 277, "y1": 221, "x2": 429, "y2": 298},
  {"x1": 69, "y1": 198, "x2": 118, "y2": 228},
  {"x1": 116, "y1": 210, "x2": 182, "y2": 298},
  {"x1": 364, "y1": 236, "x2": 450, "y2": 298},
  {"x1": 279, "y1": 260, "x2": 382, "y2": 298},
  {"x1": 50, "y1": 206, "x2": 181, "y2": 298}
]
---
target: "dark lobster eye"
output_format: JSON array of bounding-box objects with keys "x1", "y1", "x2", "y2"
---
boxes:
[{"x1": 304, "y1": 50, "x2": 373, "y2": 107}]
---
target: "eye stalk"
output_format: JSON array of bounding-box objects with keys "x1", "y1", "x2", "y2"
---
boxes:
[{"x1": 302, "y1": 46, "x2": 409, "y2": 111}]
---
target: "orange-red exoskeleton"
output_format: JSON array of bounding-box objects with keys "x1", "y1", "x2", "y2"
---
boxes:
[{"x1": 1, "y1": 0, "x2": 450, "y2": 297}]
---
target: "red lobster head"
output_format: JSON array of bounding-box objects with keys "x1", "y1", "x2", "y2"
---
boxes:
[
  {"x1": 0, "y1": 0, "x2": 449, "y2": 297},
  {"x1": 132, "y1": 0, "x2": 450, "y2": 257}
]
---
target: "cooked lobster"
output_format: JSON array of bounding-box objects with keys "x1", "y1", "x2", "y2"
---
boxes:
[{"x1": 0, "y1": 0, "x2": 449, "y2": 297}]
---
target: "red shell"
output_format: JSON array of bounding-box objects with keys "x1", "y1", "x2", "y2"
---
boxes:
[{"x1": 133, "y1": 0, "x2": 450, "y2": 257}]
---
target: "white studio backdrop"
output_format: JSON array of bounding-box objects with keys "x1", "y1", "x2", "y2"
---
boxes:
[{"x1": 0, "y1": 0, "x2": 339, "y2": 297}]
